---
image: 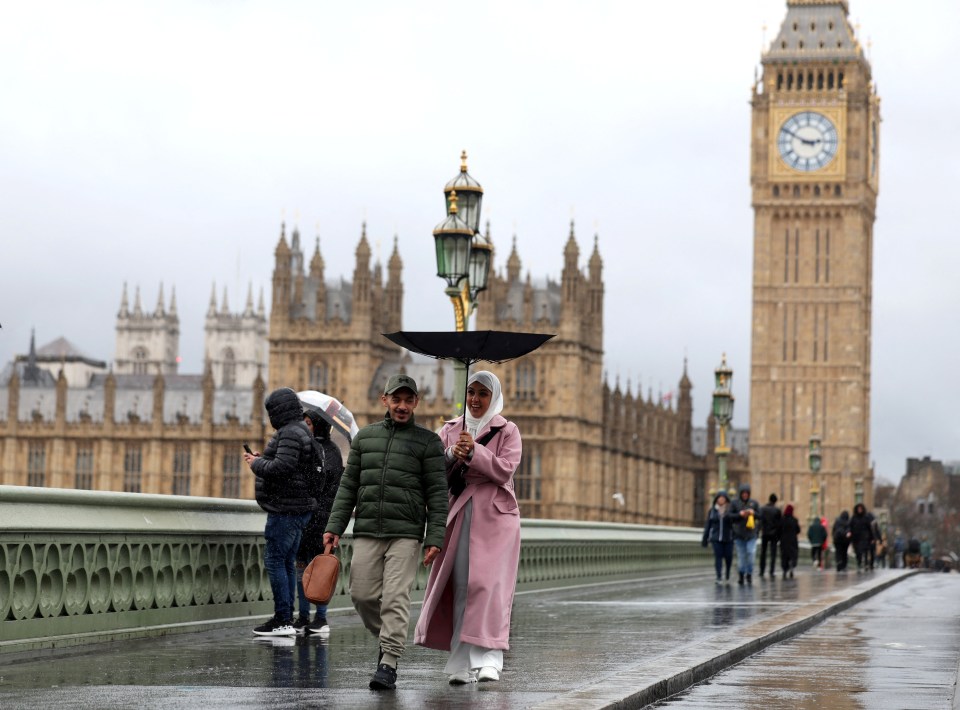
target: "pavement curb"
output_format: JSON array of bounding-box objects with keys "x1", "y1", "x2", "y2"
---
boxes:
[{"x1": 531, "y1": 569, "x2": 919, "y2": 710}]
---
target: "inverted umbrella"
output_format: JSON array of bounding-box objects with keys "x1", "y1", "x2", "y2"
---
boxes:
[
  {"x1": 382, "y1": 330, "x2": 555, "y2": 427},
  {"x1": 297, "y1": 390, "x2": 360, "y2": 442}
]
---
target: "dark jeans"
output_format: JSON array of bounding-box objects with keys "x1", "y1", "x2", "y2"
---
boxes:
[
  {"x1": 835, "y1": 540, "x2": 849, "y2": 571},
  {"x1": 264, "y1": 512, "x2": 313, "y2": 621},
  {"x1": 811, "y1": 546, "x2": 823, "y2": 566},
  {"x1": 759, "y1": 535, "x2": 779, "y2": 575},
  {"x1": 712, "y1": 540, "x2": 733, "y2": 580}
]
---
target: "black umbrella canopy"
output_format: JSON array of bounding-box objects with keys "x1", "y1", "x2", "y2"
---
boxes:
[
  {"x1": 382, "y1": 330, "x2": 555, "y2": 429},
  {"x1": 382, "y1": 330, "x2": 555, "y2": 366}
]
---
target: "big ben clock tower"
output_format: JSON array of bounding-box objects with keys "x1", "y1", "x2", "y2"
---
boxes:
[{"x1": 748, "y1": 0, "x2": 879, "y2": 524}]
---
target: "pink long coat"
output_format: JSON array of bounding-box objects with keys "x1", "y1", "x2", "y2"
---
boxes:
[{"x1": 414, "y1": 414, "x2": 522, "y2": 651}]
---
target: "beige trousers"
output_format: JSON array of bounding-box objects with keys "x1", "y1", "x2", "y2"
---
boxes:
[{"x1": 349, "y1": 536, "x2": 421, "y2": 667}]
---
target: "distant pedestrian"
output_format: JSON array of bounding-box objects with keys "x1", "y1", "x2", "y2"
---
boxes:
[
  {"x1": 730, "y1": 483, "x2": 760, "y2": 585},
  {"x1": 893, "y1": 531, "x2": 905, "y2": 568},
  {"x1": 848, "y1": 503, "x2": 874, "y2": 571},
  {"x1": 906, "y1": 536, "x2": 922, "y2": 568},
  {"x1": 758, "y1": 493, "x2": 782, "y2": 578},
  {"x1": 833, "y1": 510, "x2": 851, "y2": 571},
  {"x1": 920, "y1": 536, "x2": 932, "y2": 569},
  {"x1": 701, "y1": 492, "x2": 735, "y2": 584},
  {"x1": 867, "y1": 513, "x2": 882, "y2": 569},
  {"x1": 807, "y1": 516, "x2": 828, "y2": 569},
  {"x1": 875, "y1": 535, "x2": 888, "y2": 569},
  {"x1": 779, "y1": 504, "x2": 801, "y2": 579}
]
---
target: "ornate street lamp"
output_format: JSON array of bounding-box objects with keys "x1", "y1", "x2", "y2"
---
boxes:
[
  {"x1": 444, "y1": 150, "x2": 484, "y2": 233},
  {"x1": 808, "y1": 434, "x2": 822, "y2": 524},
  {"x1": 434, "y1": 152, "x2": 493, "y2": 416},
  {"x1": 712, "y1": 354, "x2": 735, "y2": 495},
  {"x1": 433, "y1": 191, "x2": 474, "y2": 292}
]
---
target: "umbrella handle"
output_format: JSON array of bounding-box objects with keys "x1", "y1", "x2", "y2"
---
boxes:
[{"x1": 461, "y1": 362, "x2": 470, "y2": 431}]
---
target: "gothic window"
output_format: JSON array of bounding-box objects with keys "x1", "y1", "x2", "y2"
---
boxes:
[
  {"x1": 222, "y1": 451, "x2": 241, "y2": 498},
  {"x1": 222, "y1": 348, "x2": 236, "y2": 388},
  {"x1": 132, "y1": 347, "x2": 149, "y2": 375},
  {"x1": 27, "y1": 441, "x2": 46, "y2": 487},
  {"x1": 123, "y1": 443, "x2": 142, "y2": 493},
  {"x1": 514, "y1": 446, "x2": 541, "y2": 503},
  {"x1": 172, "y1": 444, "x2": 192, "y2": 496},
  {"x1": 309, "y1": 362, "x2": 329, "y2": 392},
  {"x1": 75, "y1": 444, "x2": 94, "y2": 490},
  {"x1": 516, "y1": 361, "x2": 537, "y2": 401}
]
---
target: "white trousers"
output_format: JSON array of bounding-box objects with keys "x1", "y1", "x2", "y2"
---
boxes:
[{"x1": 443, "y1": 499, "x2": 504, "y2": 674}]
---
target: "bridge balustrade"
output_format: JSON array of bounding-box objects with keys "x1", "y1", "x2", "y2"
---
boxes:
[{"x1": 0, "y1": 485, "x2": 708, "y2": 654}]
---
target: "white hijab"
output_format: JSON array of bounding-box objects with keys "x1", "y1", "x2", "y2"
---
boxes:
[{"x1": 463, "y1": 370, "x2": 503, "y2": 437}]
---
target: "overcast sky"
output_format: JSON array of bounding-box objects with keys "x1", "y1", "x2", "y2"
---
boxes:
[{"x1": 1, "y1": 1, "x2": 957, "y2": 484}]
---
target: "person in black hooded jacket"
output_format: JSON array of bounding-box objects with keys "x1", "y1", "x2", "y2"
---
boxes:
[
  {"x1": 244, "y1": 387, "x2": 318, "y2": 636},
  {"x1": 832, "y1": 510, "x2": 851, "y2": 572}
]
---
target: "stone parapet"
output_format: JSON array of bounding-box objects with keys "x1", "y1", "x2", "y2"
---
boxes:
[{"x1": 0, "y1": 486, "x2": 709, "y2": 655}]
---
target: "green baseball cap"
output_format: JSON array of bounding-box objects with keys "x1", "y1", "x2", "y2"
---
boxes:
[{"x1": 384, "y1": 373, "x2": 418, "y2": 396}]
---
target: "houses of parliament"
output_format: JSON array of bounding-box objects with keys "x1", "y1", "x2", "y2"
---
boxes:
[{"x1": 0, "y1": 0, "x2": 875, "y2": 527}]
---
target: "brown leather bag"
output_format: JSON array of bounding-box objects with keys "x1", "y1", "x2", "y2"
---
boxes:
[{"x1": 301, "y1": 544, "x2": 341, "y2": 604}]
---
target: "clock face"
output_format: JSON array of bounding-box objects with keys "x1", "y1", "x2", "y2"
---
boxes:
[{"x1": 777, "y1": 111, "x2": 839, "y2": 172}]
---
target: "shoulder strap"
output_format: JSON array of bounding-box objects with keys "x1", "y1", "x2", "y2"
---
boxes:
[{"x1": 476, "y1": 425, "x2": 504, "y2": 447}]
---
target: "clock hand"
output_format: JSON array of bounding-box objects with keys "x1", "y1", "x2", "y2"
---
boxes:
[{"x1": 784, "y1": 128, "x2": 821, "y2": 147}]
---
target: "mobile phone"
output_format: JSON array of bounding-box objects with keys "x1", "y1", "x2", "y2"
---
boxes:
[{"x1": 243, "y1": 444, "x2": 253, "y2": 455}]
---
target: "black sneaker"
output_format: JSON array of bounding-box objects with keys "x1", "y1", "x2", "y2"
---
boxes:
[
  {"x1": 292, "y1": 616, "x2": 311, "y2": 634},
  {"x1": 252, "y1": 615, "x2": 296, "y2": 636},
  {"x1": 306, "y1": 615, "x2": 329, "y2": 634},
  {"x1": 370, "y1": 663, "x2": 397, "y2": 690}
]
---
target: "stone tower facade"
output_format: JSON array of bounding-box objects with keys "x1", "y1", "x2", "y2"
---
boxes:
[
  {"x1": 473, "y1": 223, "x2": 606, "y2": 519},
  {"x1": 203, "y1": 283, "x2": 268, "y2": 389},
  {"x1": 266, "y1": 223, "x2": 404, "y2": 424},
  {"x1": 114, "y1": 283, "x2": 180, "y2": 376},
  {"x1": 748, "y1": 0, "x2": 879, "y2": 523}
]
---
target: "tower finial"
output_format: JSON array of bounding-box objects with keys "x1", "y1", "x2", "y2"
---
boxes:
[{"x1": 460, "y1": 150, "x2": 468, "y2": 172}]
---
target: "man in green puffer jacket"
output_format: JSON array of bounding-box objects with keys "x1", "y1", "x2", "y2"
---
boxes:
[{"x1": 324, "y1": 373, "x2": 447, "y2": 690}]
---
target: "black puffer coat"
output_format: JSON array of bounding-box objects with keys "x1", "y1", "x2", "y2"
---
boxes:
[
  {"x1": 251, "y1": 388, "x2": 318, "y2": 515},
  {"x1": 297, "y1": 435, "x2": 345, "y2": 562}
]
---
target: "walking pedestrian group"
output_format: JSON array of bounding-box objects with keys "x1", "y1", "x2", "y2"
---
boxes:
[
  {"x1": 702, "y1": 484, "x2": 889, "y2": 583},
  {"x1": 244, "y1": 370, "x2": 526, "y2": 691}
]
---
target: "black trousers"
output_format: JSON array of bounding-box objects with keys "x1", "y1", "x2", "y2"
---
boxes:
[{"x1": 759, "y1": 535, "x2": 779, "y2": 574}]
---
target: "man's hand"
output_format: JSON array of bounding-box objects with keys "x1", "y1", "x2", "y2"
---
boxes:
[
  {"x1": 323, "y1": 532, "x2": 340, "y2": 548},
  {"x1": 243, "y1": 452, "x2": 259, "y2": 467},
  {"x1": 423, "y1": 545, "x2": 440, "y2": 566}
]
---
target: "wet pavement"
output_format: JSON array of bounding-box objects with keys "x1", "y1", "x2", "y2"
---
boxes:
[
  {"x1": 652, "y1": 570, "x2": 960, "y2": 709},
  {"x1": 0, "y1": 567, "x2": 951, "y2": 709}
]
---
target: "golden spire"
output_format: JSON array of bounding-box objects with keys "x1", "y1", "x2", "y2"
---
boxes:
[
  {"x1": 460, "y1": 150, "x2": 468, "y2": 173},
  {"x1": 449, "y1": 189, "x2": 459, "y2": 214}
]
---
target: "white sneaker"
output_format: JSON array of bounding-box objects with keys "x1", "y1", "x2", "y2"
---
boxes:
[
  {"x1": 477, "y1": 666, "x2": 500, "y2": 682},
  {"x1": 448, "y1": 670, "x2": 478, "y2": 685}
]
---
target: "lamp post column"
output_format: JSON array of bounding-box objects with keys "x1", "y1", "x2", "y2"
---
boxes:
[
  {"x1": 434, "y1": 152, "x2": 492, "y2": 418},
  {"x1": 711, "y1": 355, "x2": 734, "y2": 496},
  {"x1": 808, "y1": 435, "x2": 822, "y2": 526}
]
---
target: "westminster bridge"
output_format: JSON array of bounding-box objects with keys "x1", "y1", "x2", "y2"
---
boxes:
[{"x1": 1, "y1": 486, "x2": 958, "y2": 708}]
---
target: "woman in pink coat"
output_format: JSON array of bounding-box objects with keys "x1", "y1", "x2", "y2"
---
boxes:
[{"x1": 414, "y1": 370, "x2": 522, "y2": 684}]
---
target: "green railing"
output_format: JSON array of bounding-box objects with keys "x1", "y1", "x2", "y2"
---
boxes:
[{"x1": 0, "y1": 486, "x2": 709, "y2": 654}]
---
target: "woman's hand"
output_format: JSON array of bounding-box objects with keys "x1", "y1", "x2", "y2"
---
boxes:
[{"x1": 454, "y1": 431, "x2": 474, "y2": 461}]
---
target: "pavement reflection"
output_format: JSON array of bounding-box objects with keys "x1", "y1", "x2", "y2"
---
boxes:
[{"x1": 0, "y1": 568, "x2": 942, "y2": 709}]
